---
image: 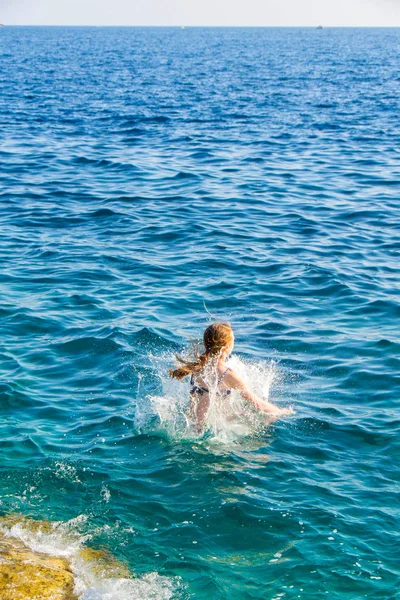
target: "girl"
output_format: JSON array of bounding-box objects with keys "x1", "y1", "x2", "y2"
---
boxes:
[{"x1": 169, "y1": 322, "x2": 294, "y2": 431}]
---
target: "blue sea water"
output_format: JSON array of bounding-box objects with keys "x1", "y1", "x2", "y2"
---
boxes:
[{"x1": 0, "y1": 25, "x2": 399, "y2": 599}]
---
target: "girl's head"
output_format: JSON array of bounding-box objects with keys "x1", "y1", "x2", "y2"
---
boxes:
[
  {"x1": 203, "y1": 322, "x2": 234, "y2": 357},
  {"x1": 169, "y1": 322, "x2": 234, "y2": 380}
]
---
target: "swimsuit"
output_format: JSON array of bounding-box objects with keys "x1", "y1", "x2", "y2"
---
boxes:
[{"x1": 190, "y1": 369, "x2": 232, "y2": 397}]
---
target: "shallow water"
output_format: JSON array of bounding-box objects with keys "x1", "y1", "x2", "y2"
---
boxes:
[{"x1": 0, "y1": 26, "x2": 399, "y2": 599}]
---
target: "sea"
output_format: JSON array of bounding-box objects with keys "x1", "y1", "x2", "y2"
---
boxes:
[{"x1": 0, "y1": 26, "x2": 399, "y2": 599}]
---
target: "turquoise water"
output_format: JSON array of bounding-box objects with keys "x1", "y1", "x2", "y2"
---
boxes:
[{"x1": 0, "y1": 26, "x2": 399, "y2": 599}]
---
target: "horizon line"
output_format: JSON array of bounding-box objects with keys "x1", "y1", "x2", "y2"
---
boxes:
[{"x1": 2, "y1": 24, "x2": 400, "y2": 28}]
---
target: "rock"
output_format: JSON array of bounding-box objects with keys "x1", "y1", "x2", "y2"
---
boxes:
[
  {"x1": 0, "y1": 513, "x2": 134, "y2": 600},
  {"x1": 0, "y1": 536, "x2": 77, "y2": 600},
  {"x1": 79, "y1": 546, "x2": 131, "y2": 578}
]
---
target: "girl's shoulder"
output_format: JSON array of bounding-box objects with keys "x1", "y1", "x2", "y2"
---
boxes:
[{"x1": 222, "y1": 367, "x2": 245, "y2": 388}]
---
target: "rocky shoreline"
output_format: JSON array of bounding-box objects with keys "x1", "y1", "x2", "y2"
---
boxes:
[
  {"x1": 0, "y1": 515, "x2": 129, "y2": 600},
  {"x1": 0, "y1": 534, "x2": 77, "y2": 600}
]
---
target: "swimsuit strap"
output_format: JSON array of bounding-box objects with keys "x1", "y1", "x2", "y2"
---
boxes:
[
  {"x1": 217, "y1": 368, "x2": 230, "y2": 386},
  {"x1": 217, "y1": 369, "x2": 231, "y2": 398},
  {"x1": 190, "y1": 375, "x2": 209, "y2": 395}
]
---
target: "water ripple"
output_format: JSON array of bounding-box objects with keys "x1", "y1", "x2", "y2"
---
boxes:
[{"x1": 0, "y1": 26, "x2": 399, "y2": 600}]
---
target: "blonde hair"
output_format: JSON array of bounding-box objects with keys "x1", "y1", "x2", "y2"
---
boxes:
[{"x1": 169, "y1": 322, "x2": 233, "y2": 380}]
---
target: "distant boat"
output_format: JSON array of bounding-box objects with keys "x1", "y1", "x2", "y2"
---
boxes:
[
  {"x1": 181, "y1": 26, "x2": 185, "y2": 30},
  {"x1": 317, "y1": 25, "x2": 323, "y2": 29}
]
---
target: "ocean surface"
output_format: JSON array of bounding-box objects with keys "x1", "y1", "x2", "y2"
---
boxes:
[{"x1": 0, "y1": 26, "x2": 399, "y2": 599}]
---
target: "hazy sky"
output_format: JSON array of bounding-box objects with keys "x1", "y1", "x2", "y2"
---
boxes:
[{"x1": 2, "y1": 0, "x2": 400, "y2": 27}]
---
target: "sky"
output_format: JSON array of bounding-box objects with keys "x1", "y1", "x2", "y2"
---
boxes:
[{"x1": 1, "y1": 0, "x2": 400, "y2": 27}]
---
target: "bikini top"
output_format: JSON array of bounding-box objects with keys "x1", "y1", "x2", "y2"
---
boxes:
[{"x1": 190, "y1": 369, "x2": 232, "y2": 397}]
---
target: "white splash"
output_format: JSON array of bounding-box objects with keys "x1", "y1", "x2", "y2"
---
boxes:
[
  {"x1": 77, "y1": 572, "x2": 177, "y2": 600},
  {"x1": 136, "y1": 352, "x2": 284, "y2": 443}
]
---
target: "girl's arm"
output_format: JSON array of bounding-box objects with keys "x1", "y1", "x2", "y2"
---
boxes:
[{"x1": 224, "y1": 370, "x2": 294, "y2": 417}]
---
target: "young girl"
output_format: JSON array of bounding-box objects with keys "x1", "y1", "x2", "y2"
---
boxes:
[{"x1": 169, "y1": 322, "x2": 294, "y2": 431}]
